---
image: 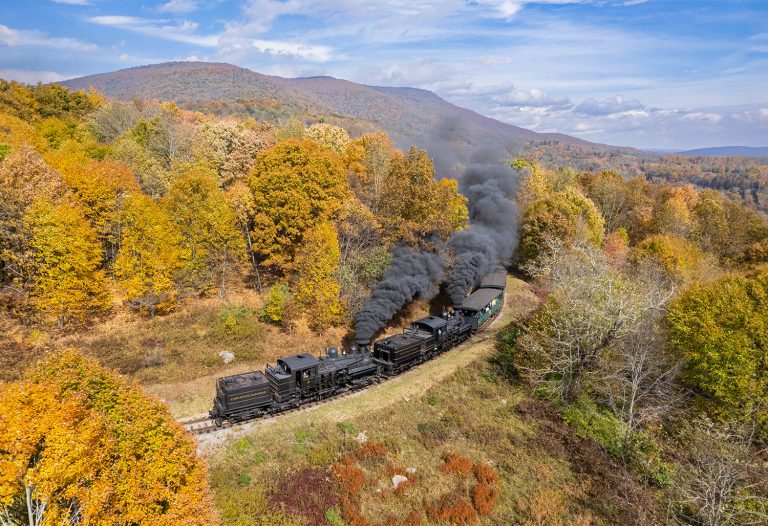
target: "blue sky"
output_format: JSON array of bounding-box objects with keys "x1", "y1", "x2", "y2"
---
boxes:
[{"x1": 1, "y1": 0, "x2": 767, "y2": 149}]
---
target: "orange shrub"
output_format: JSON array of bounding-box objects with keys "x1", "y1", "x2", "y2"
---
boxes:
[
  {"x1": 405, "y1": 510, "x2": 423, "y2": 526},
  {"x1": 341, "y1": 453, "x2": 356, "y2": 465},
  {"x1": 428, "y1": 494, "x2": 478, "y2": 525},
  {"x1": 340, "y1": 494, "x2": 372, "y2": 526},
  {"x1": 440, "y1": 452, "x2": 473, "y2": 475},
  {"x1": 356, "y1": 441, "x2": 388, "y2": 461},
  {"x1": 332, "y1": 464, "x2": 365, "y2": 495},
  {"x1": 472, "y1": 483, "x2": 498, "y2": 515},
  {"x1": 473, "y1": 463, "x2": 499, "y2": 485}
]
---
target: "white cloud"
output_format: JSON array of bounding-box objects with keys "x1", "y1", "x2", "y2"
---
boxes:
[
  {"x1": 574, "y1": 95, "x2": 645, "y2": 116},
  {"x1": 228, "y1": 39, "x2": 333, "y2": 62},
  {"x1": 0, "y1": 68, "x2": 74, "y2": 83},
  {"x1": 88, "y1": 15, "x2": 219, "y2": 47},
  {"x1": 474, "y1": 1, "x2": 593, "y2": 20},
  {"x1": 0, "y1": 24, "x2": 96, "y2": 51},
  {"x1": 51, "y1": 0, "x2": 90, "y2": 5},
  {"x1": 157, "y1": 0, "x2": 198, "y2": 13}
]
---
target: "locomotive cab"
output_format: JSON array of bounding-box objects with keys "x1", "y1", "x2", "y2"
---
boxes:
[{"x1": 266, "y1": 353, "x2": 320, "y2": 405}]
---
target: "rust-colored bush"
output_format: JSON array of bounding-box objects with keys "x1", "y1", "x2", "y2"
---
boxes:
[
  {"x1": 427, "y1": 494, "x2": 478, "y2": 525},
  {"x1": 394, "y1": 478, "x2": 415, "y2": 497},
  {"x1": 341, "y1": 453, "x2": 356, "y2": 465},
  {"x1": 472, "y1": 482, "x2": 498, "y2": 515},
  {"x1": 356, "y1": 441, "x2": 388, "y2": 461},
  {"x1": 332, "y1": 463, "x2": 366, "y2": 495},
  {"x1": 405, "y1": 510, "x2": 424, "y2": 526},
  {"x1": 473, "y1": 462, "x2": 499, "y2": 485},
  {"x1": 440, "y1": 452, "x2": 473, "y2": 475},
  {"x1": 383, "y1": 462, "x2": 405, "y2": 478},
  {"x1": 340, "y1": 493, "x2": 373, "y2": 526}
]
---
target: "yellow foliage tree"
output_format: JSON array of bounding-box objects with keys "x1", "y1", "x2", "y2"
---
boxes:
[
  {"x1": 0, "y1": 145, "x2": 67, "y2": 289},
  {"x1": 293, "y1": 221, "x2": 343, "y2": 332},
  {"x1": 163, "y1": 167, "x2": 246, "y2": 297},
  {"x1": 48, "y1": 150, "x2": 141, "y2": 262},
  {"x1": 346, "y1": 131, "x2": 397, "y2": 213},
  {"x1": 247, "y1": 139, "x2": 349, "y2": 272},
  {"x1": 24, "y1": 199, "x2": 111, "y2": 327},
  {"x1": 633, "y1": 234, "x2": 706, "y2": 282},
  {"x1": 0, "y1": 349, "x2": 218, "y2": 525},
  {"x1": 114, "y1": 194, "x2": 184, "y2": 316}
]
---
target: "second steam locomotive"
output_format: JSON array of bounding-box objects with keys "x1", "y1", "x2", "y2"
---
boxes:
[{"x1": 209, "y1": 270, "x2": 506, "y2": 427}]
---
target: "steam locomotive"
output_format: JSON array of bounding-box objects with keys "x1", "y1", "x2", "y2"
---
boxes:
[{"x1": 208, "y1": 270, "x2": 506, "y2": 427}]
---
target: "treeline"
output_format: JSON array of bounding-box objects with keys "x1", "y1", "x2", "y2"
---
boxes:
[
  {"x1": 523, "y1": 141, "x2": 768, "y2": 213},
  {"x1": 503, "y1": 159, "x2": 768, "y2": 524},
  {"x1": 0, "y1": 80, "x2": 468, "y2": 331}
]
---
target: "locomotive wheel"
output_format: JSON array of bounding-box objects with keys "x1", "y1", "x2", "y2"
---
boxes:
[{"x1": 214, "y1": 417, "x2": 223, "y2": 427}]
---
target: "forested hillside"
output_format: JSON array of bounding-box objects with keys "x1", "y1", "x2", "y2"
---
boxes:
[
  {"x1": 60, "y1": 61, "x2": 588, "y2": 160},
  {"x1": 1, "y1": 78, "x2": 767, "y2": 525}
]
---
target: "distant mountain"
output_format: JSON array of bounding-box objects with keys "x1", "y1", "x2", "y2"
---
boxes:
[
  {"x1": 60, "y1": 61, "x2": 594, "y2": 166},
  {"x1": 679, "y1": 146, "x2": 768, "y2": 158}
]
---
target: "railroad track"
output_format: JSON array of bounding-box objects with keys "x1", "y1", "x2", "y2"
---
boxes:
[{"x1": 179, "y1": 319, "x2": 498, "y2": 437}]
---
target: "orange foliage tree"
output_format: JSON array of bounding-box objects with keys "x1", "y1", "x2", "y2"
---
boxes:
[
  {"x1": 247, "y1": 139, "x2": 348, "y2": 272},
  {"x1": 0, "y1": 349, "x2": 218, "y2": 525}
]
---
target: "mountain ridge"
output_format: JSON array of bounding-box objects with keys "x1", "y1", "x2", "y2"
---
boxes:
[{"x1": 59, "y1": 61, "x2": 595, "y2": 162}]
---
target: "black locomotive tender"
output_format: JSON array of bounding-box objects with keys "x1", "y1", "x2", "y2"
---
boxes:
[{"x1": 209, "y1": 270, "x2": 506, "y2": 426}]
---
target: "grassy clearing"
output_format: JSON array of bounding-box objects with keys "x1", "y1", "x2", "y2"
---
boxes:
[
  {"x1": 209, "y1": 355, "x2": 662, "y2": 525},
  {"x1": 206, "y1": 278, "x2": 664, "y2": 525}
]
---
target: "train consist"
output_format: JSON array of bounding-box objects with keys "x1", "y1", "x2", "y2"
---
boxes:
[{"x1": 208, "y1": 270, "x2": 506, "y2": 427}]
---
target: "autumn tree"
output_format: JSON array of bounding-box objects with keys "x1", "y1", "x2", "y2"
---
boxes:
[
  {"x1": 632, "y1": 234, "x2": 708, "y2": 282},
  {"x1": 48, "y1": 152, "x2": 140, "y2": 263},
  {"x1": 378, "y1": 146, "x2": 440, "y2": 244},
  {"x1": 517, "y1": 239, "x2": 673, "y2": 402},
  {"x1": 114, "y1": 194, "x2": 184, "y2": 316},
  {"x1": 24, "y1": 199, "x2": 111, "y2": 327},
  {"x1": 201, "y1": 120, "x2": 275, "y2": 186},
  {"x1": 305, "y1": 123, "x2": 350, "y2": 156},
  {"x1": 346, "y1": 131, "x2": 397, "y2": 213},
  {"x1": 293, "y1": 221, "x2": 343, "y2": 332},
  {"x1": 164, "y1": 168, "x2": 246, "y2": 297},
  {"x1": 518, "y1": 188, "x2": 605, "y2": 265},
  {"x1": 247, "y1": 139, "x2": 348, "y2": 272},
  {"x1": 0, "y1": 349, "x2": 218, "y2": 525},
  {"x1": 0, "y1": 145, "x2": 66, "y2": 289},
  {"x1": 667, "y1": 271, "x2": 768, "y2": 436}
]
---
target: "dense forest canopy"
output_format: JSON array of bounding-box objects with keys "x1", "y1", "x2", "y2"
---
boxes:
[{"x1": 1, "y1": 78, "x2": 767, "y2": 525}]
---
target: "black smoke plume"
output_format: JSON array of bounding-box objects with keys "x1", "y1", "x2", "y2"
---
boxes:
[
  {"x1": 446, "y1": 150, "x2": 520, "y2": 305},
  {"x1": 354, "y1": 247, "x2": 444, "y2": 343}
]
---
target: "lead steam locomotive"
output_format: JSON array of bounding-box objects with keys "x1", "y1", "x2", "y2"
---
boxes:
[{"x1": 209, "y1": 270, "x2": 506, "y2": 427}]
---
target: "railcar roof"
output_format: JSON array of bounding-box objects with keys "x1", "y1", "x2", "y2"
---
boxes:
[
  {"x1": 479, "y1": 270, "x2": 507, "y2": 290},
  {"x1": 278, "y1": 353, "x2": 319, "y2": 370},
  {"x1": 459, "y1": 288, "x2": 503, "y2": 312},
  {"x1": 218, "y1": 371, "x2": 267, "y2": 389}
]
